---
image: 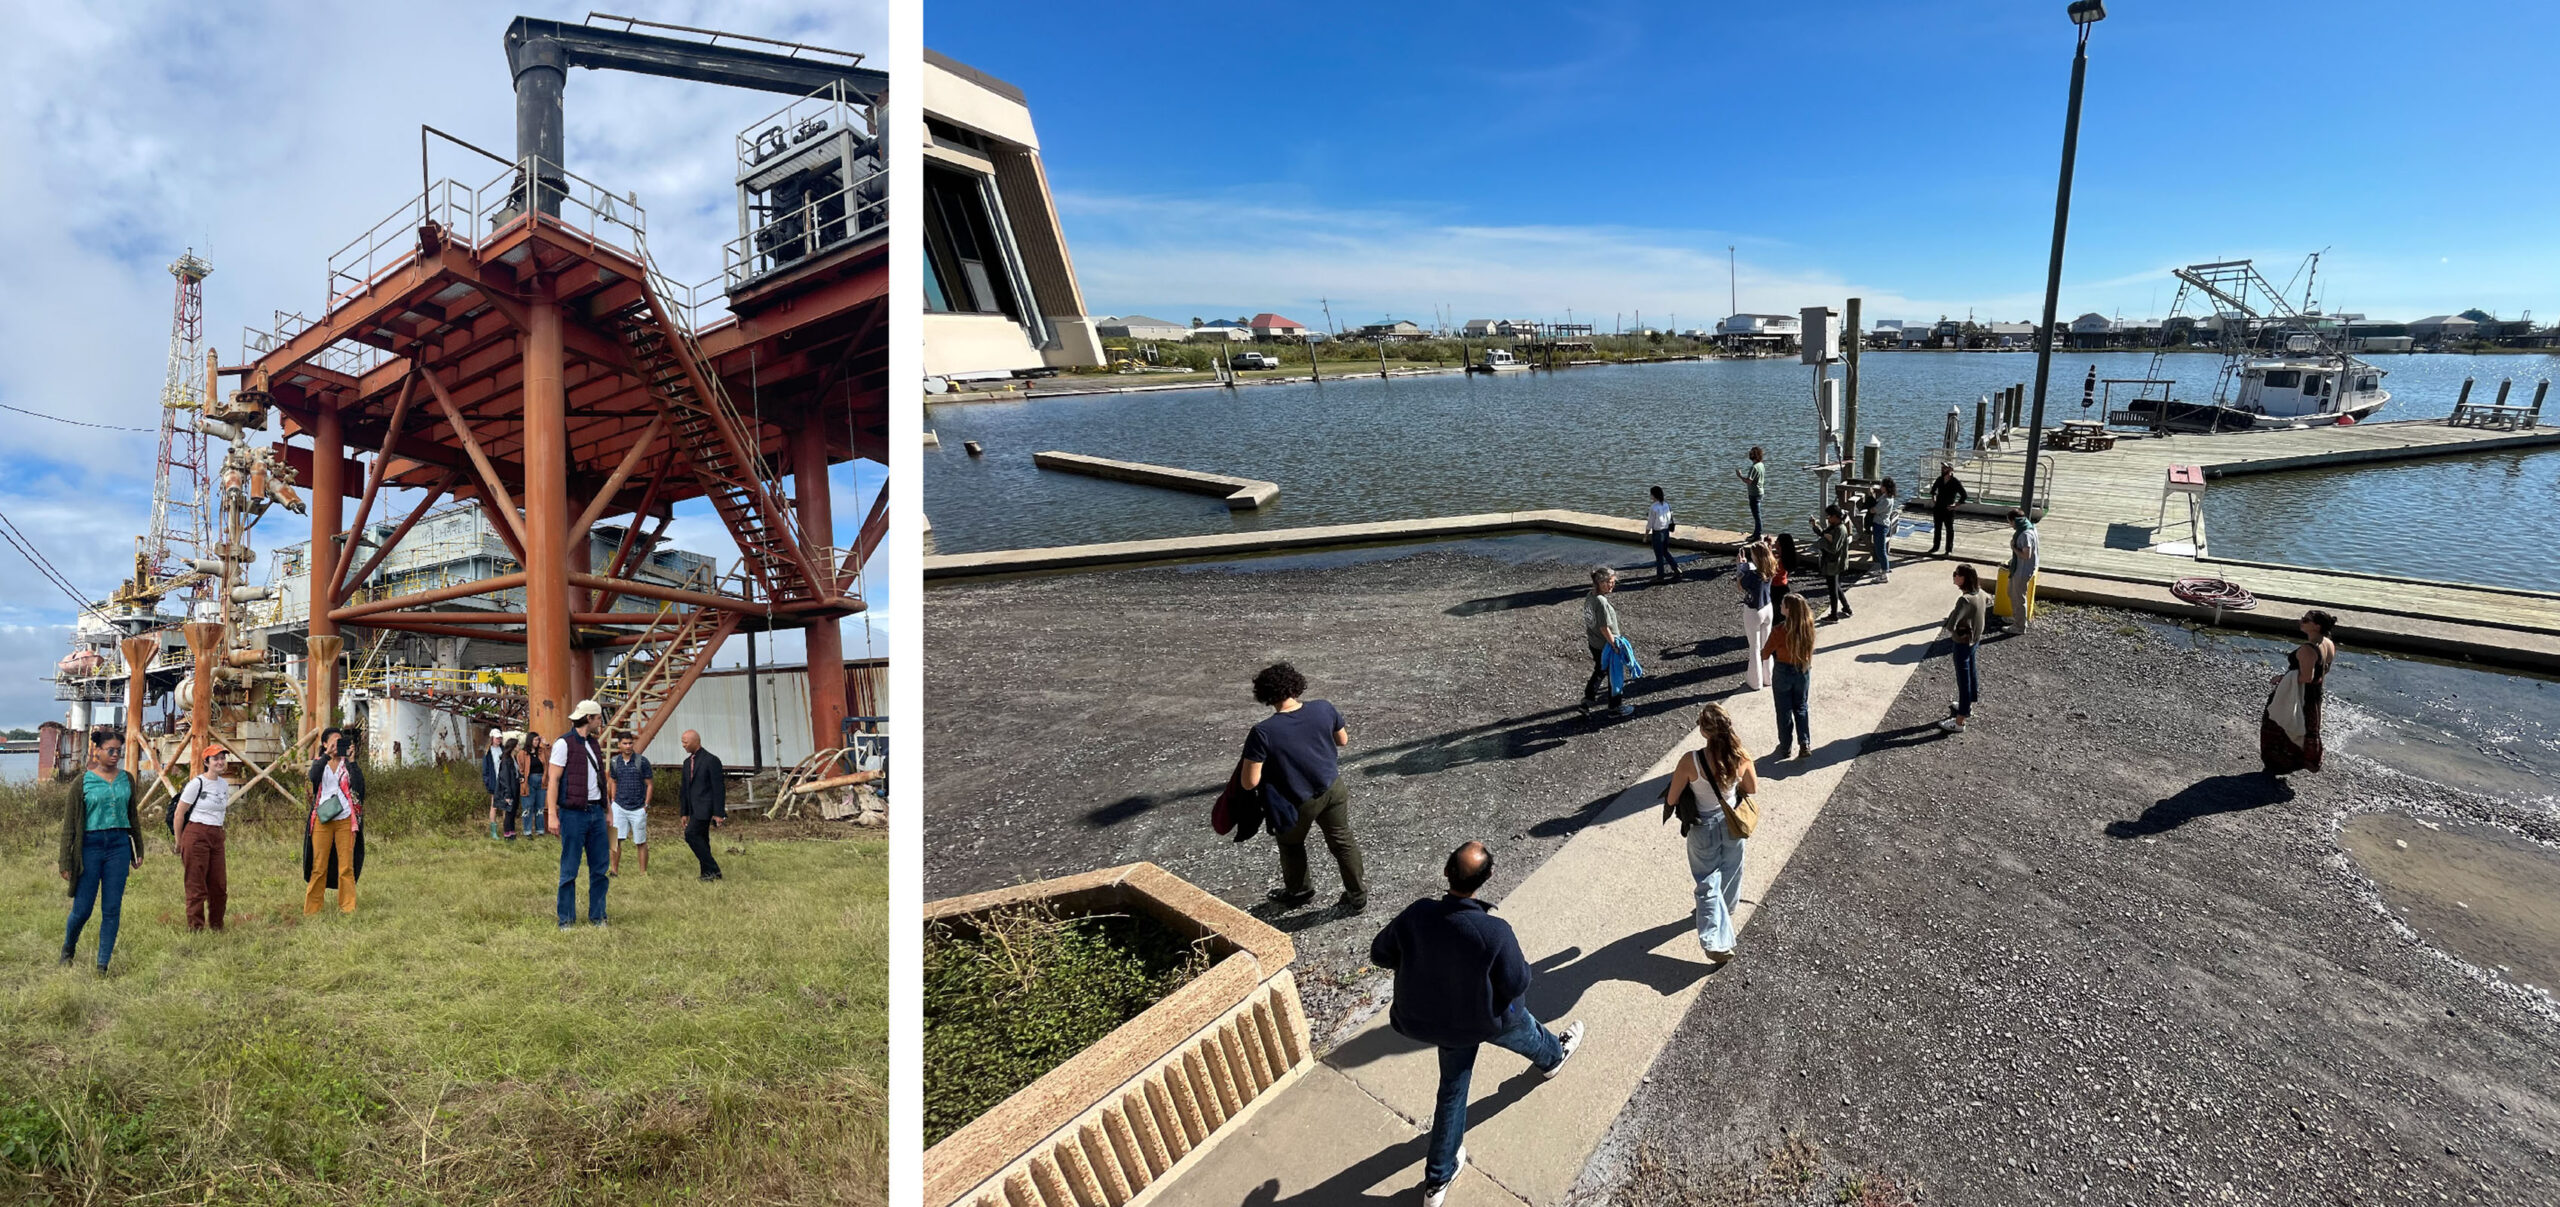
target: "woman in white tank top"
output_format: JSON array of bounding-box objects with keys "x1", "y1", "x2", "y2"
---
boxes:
[{"x1": 1661, "y1": 703, "x2": 1758, "y2": 962}]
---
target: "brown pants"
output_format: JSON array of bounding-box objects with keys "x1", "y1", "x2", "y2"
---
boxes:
[
  {"x1": 306, "y1": 817, "x2": 357, "y2": 915},
  {"x1": 180, "y1": 823, "x2": 227, "y2": 930},
  {"x1": 1275, "y1": 779, "x2": 1366, "y2": 902}
]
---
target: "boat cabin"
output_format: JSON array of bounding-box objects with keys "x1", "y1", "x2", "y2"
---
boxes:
[{"x1": 2235, "y1": 358, "x2": 2388, "y2": 420}]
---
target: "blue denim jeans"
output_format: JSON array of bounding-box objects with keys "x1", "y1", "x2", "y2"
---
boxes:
[
  {"x1": 1869, "y1": 521, "x2": 1892, "y2": 577},
  {"x1": 1773, "y1": 662, "x2": 1812, "y2": 752},
  {"x1": 1425, "y1": 1002, "x2": 1564, "y2": 1188},
  {"x1": 1686, "y1": 810, "x2": 1746, "y2": 954},
  {"x1": 64, "y1": 830, "x2": 133, "y2": 969},
  {"x1": 1952, "y1": 642, "x2": 1980, "y2": 717},
  {"x1": 1747, "y1": 492, "x2": 1763, "y2": 539},
  {"x1": 556, "y1": 806, "x2": 610, "y2": 925},
  {"x1": 1649, "y1": 529, "x2": 1675, "y2": 578},
  {"x1": 518, "y1": 790, "x2": 547, "y2": 836}
]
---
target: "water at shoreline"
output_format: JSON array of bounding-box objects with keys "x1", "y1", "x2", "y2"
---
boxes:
[{"x1": 924, "y1": 351, "x2": 2559, "y2": 590}]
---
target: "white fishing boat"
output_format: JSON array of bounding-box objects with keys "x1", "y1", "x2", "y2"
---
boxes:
[
  {"x1": 2111, "y1": 257, "x2": 2391, "y2": 434},
  {"x1": 1471, "y1": 348, "x2": 1528, "y2": 373}
]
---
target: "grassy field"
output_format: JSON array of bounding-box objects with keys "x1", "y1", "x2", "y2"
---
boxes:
[{"x1": 0, "y1": 766, "x2": 885, "y2": 1206}]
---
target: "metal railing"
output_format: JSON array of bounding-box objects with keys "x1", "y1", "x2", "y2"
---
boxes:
[
  {"x1": 735, "y1": 80, "x2": 877, "y2": 178},
  {"x1": 722, "y1": 168, "x2": 887, "y2": 291},
  {"x1": 1918, "y1": 449, "x2": 2056, "y2": 516}
]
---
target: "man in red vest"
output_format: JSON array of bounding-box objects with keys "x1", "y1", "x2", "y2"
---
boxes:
[{"x1": 547, "y1": 700, "x2": 612, "y2": 928}]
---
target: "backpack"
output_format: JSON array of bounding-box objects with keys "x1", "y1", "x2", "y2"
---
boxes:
[{"x1": 169, "y1": 776, "x2": 209, "y2": 835}]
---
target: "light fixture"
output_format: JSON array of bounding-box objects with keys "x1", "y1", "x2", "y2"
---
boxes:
[{"x1": 2068, "y1": 0, "x2": 2107, "y2": 24}]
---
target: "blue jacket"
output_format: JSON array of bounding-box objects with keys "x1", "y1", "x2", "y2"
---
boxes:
[
  {"x1": 480, "y1": 746, "x2": 508, "y2": 794},
  {"x1": 1604, "y1": 637, "x2": 1646, "y2": 696},
  {"x1": 1370, "y1": 895, "x2": 1534, "y2": 1048}
]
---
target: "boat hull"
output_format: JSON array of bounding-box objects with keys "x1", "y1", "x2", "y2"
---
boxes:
[{"x1": 2112, "y1": 396, "x2": 2387, "y2": 434}]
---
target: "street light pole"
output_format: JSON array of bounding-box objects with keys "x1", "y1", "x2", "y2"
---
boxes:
[{"x1": 2021, "y1": 1, "x2": 2105, "y2": 515}]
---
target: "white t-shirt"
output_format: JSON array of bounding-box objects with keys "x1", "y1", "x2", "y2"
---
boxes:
[
  {"x1": 316, "y1": 763, "x2": 354, "y2": 822},
  {"x1": 178, "y1": 774, "x2": 233, "y2": 828},
  {"x1": 1646, "y1": 502, "x2": 1673, "y2": 533},
  {"x1": 550, "y1": 736, "x2": 604, "y2": 803}
]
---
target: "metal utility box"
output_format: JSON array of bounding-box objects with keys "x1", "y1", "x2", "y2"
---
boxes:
[{"x1": 1801, "y1": 306, "x2": 1842, "y2": 364}]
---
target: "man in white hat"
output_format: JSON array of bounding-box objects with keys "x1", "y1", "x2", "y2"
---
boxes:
[{"x1": 547, "y1": 701, "x2": 613, "y2": 928}]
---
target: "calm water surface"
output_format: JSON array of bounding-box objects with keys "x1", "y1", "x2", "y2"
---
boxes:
[{"x1": 924, "y1": 351, "x2": 2559, "y2": 588}]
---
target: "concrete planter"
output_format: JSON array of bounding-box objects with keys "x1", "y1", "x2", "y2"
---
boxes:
[{"x1": 925, "y1": 862, "x2": 1312, "y2": 1207}]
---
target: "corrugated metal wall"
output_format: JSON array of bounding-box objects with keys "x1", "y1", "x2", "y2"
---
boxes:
[{"x1": 639, "y1": 661, "x2": 889, "y2": 769}]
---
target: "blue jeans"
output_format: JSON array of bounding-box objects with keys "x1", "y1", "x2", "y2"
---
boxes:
[
  {"x1": 1773, "y1": 662, "x2": 1811, "y2": 752},
  {"x1": 1747, "y1": 492, "x2": 1763, "y2": 539},
  {"x1": 1648, "y1": 529, "x2": 1675, "y2": 578},
  {"x1": 556, "y1": 806, "x2": 610, "y2": 925},
  {"x1": 1952, "y1": 642, "x2": 1980, "y2": 717},
  {"x1": 518, "y1": 790, "x2": 547, "y2": 836},
  {"x1": 1425, "y1": 1003, "x2": 1565, "y2": 1188},
  {"x1": 1687, "y1": 810, "x2": 1746, "y2": 954},
  {"x1": 1869, "y1": 522, "x2": 1892, "y2": 577},
  {"x1": 64, "y1": 830, "x2": 133, "y2": 969}
]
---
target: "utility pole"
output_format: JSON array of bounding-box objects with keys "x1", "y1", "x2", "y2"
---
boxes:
[
  {"x1": 2023, "y1": 1, "x2": 2108, "y2": 514},
  {"x1": 1321, "y1": 297, "x2": 1336, "y2": 336}
]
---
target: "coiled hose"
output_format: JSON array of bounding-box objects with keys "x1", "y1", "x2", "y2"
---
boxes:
[{"x1": 2171, "y1": 577, "x2": 2257, "y2": 611}]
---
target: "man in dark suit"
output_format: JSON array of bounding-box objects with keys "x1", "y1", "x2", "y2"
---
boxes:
[{"x1": 676, "y1": 729, "x2": 726, "y2": 881}]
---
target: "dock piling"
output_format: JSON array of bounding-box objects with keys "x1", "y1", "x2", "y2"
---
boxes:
[{"x1": 1974, "y1": 396, "x2": 1990, "y2": 450}]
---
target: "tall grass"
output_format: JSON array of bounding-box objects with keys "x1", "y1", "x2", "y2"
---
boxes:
[{"x1": 0, "y1": 766, "x2": 885, "y2": 1205}]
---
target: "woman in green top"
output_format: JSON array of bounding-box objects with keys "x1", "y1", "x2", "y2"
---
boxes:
[{"x1": 59, "y1": 728, "x2": 145, "y2": 973}]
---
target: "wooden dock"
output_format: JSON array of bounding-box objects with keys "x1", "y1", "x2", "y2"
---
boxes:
[{"x1": 1924, "y1": 419, "x2": 2560, "y2": 643}]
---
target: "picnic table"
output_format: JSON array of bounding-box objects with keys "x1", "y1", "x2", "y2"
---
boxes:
[
  {"x1": 2447, "y1": 402, "x2": 2539, "y2": 431},
  {"x1": 2046, "y1": 419, "x2": 2118, "y2": 452}
]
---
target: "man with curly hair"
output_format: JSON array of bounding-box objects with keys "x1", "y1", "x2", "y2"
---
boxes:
[{"x1": 1237, "y1": 661, "x2": 1365, "y2": 913}]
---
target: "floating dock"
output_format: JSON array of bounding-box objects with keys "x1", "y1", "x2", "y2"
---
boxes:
[{"x1": 1031, "y1": 451, "x2": 1279, "y2": 509}]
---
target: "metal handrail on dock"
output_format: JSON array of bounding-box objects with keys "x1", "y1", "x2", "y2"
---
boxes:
[{"x1": 1919, "y1": 448, "x2": 2054, "y2": 516}]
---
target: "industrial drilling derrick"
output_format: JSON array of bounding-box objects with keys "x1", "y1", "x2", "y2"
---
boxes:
[{"x1": 138, "y1": 250, "x2": 214, "y2": 613}]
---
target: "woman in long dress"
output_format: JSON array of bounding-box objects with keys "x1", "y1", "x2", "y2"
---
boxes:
[{"x1": 2261, "y1": 609, "x2": 2338, "y2": 776}]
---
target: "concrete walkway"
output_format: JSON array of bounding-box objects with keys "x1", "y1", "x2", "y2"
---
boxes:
[{"x1": 1151, "y1": 566, "x2": 1961, "y2": 1206}]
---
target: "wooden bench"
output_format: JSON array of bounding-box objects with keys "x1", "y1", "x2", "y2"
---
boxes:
[{"x1": 2447, "y1": 402, "x2": 2538, "y2": 431}]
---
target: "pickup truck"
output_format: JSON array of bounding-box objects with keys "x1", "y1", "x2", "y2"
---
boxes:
[{"x1": 1230, "y1": 351, "x2": 1281, "y2": 371}]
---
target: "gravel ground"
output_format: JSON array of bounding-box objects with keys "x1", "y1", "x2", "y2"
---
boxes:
[
  {"x1": 923, "y1": 540, "x2": 1742, "y2": 1039},
  {"x1": 1578, "y1": 605, "x2": 2560, "y2": 1206}
]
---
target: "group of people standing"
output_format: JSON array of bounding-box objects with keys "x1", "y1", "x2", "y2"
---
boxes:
[
  {"x1": 59, "y1": 726, "x2": 370, "y2": 973},
  {"x1": 476, "y1": 704, "x2": 735, "y2": 928},
  {"x1": 53, "y1": 701, "x2": 739, "y2": 973}
]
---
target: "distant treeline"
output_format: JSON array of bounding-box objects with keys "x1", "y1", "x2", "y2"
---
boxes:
[{"x1": 1093, "y1": 330, "x2": 1727, "y2": 374}]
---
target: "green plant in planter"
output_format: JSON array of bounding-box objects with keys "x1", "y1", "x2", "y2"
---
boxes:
[{"x1": 925, "y1": 903, "x2": 1210, "y2": 1146}]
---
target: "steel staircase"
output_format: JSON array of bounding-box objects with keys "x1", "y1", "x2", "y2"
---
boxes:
[
  {"x1": 598, "y1": 604, "x2": 740, "y2": 752},
  {"x1": 602, "y1": 285, "x2": 832, "y2": 606}
]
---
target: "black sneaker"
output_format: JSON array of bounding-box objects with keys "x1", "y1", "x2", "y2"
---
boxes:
[
  {"x1": 1267, "y1": 887, "x2": 1317, "y2": 908},
  {"x1": 1337, "y1": 893, "x2": 1368, "y2": 914},
  {"x1": 58, "y1": 951, "x2": 72, "y2": 969}
]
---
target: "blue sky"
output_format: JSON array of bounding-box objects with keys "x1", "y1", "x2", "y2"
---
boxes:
[
  {"x1": 931, "y1": 1, "x2": 2559, "y2": 331},
  {"x1": 0, "y1": 1, "x2": 886, "y2": 728}
]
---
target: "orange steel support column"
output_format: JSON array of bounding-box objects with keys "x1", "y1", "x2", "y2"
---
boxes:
[
  {"x1": 792, "y1": 432, "x2": 848, "y2": 756},
  {"x1": 307, "y1": 404, "x2": 345, "y2": 733},
  {"x1": 183, "y1": 622, "x2": 223, "y2": 774},
  {"x1": 566, "y1": 514, "x2": 595, "y2": 700},
  {"x1": 522, "y1": 292, "x2": 572, "y2": 737}
]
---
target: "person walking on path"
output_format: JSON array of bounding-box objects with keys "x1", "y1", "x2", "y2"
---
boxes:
[
  {"x1": 1736, "y1": 542, "x2": 1776, "y2": 691},
  {"x1": 1580, "y1": 566, "x2": 1634, "y2": 717},
  {"x1": 1662, "y1": 703, "x2": 1758, "y2": 962},
  {"x1": 481, "y1": 728, "x2": 510, "y2": 839},
  {"x1": 1644, "y1": 486, "x2": 1678, "y2": 582},
  {"x1": 1765, "y1": 593, "x2": 1818, "y2": 760},
  {"x1": 59, "y1": 729, "x2": 143, "y2": 973},
  {"x1": 1735, "y1": 447, "x2": 1767, "y2": 539},
  {"x1": 1239, "y1": 662, "x2": 1366, "y2": 912},
  {"x1": 1370, "y1": 841, "x2": 1586, "y2": 1207},
  {"x1": 1927, "y1": 463, "x2": 1969, "y2": 556},
  {"x1": 173, "y1": 746, "x2": 234, "y2": 931},
  {"x1": 2004, "y1": 508, "x2": 2039, "y2": 632},
  {"x1": 677, "y1": 729, "x2": 727, "y2": 881},
  {"x1": 1938, "y1": 564, "x2": 1992, "y2": 733},
  {"x1": 2262, "y1": 610, "x2": 2339, "y2": 777},
  {"x1": 608, "y1": 734, "x2": 653, "y2": 877},
  {"x1": 1816, "y1": 505, "x2": 1856, "y2": 622},
  {"x1": 303, "y1": 729, "x2": 364, "y2": 917},
  {"x1": 547, "y1": 701, "x2": 612, "y2": 928},
  {"x1": 1867, "y1": 478, "x2": 1903, "y2": 583}
]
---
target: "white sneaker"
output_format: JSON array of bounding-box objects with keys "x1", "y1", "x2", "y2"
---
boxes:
[
  {"x1": 1938, "y1": 717, "x2": 1965, "y2": 733},
  {"x1": 1543, "y1": 1020, "x2": 1586, "y2": 1079},
  {"x1": 1421, "y1": 1146, "x2": 1467, "y2": 1205}
]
